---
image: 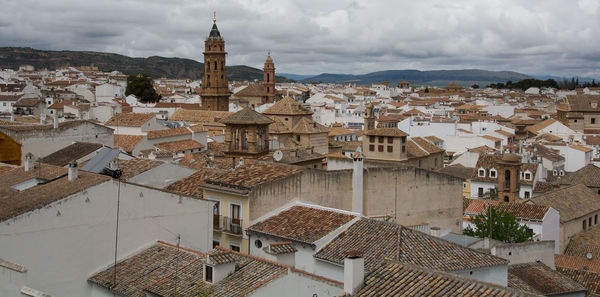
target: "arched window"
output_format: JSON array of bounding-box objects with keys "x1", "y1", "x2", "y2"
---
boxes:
[
  {"x1": 267, "y1": 73, "x2": 270, "y2": 81},
  {"x1": 505, "y1": 170, "x2": 511, "y2": 188},
  {"x1": 214, "y1": 61, "x2": 217, "y2": 70}
]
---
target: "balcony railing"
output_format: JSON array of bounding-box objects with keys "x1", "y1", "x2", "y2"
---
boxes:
[{"x1": 222, "y1": 216, "x2": 243, "y2": 235}]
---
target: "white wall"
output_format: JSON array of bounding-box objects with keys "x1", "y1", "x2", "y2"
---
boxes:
[
  {"x1": 0, "y1": 180, "x2": 214, "y2": 297},
  {"x1": 542, "y1": 208, "x2": 561, "y2": 253},
  {"x1": 250, "y1": 269, "x2": 343, "y2": 297},
  {"x1": 452, "y1": 265, "x2": 507, "y2": 287}
]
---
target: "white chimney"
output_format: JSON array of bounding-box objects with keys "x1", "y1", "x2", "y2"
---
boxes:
[
  {"x1": 430, "y1": 226, "x2": 441, "y2": 237},
  {"x1": 68, "y1": 162, "x2": 78, "y2": 181},
  {"x1": 352, "y1": 147, "x2": 364, "y2": 214},
  {"x1": 10, "y1": 112, "x2": 14, "y2": 122},
  {"x1": 24, "y1": 153, "x2": 34, "y2": 172},
  {"x1": 344, "y1": 251, "x2": 365, "y2": 295},
  {"x1": 53, "y1": 116, "x2": 58, "y2": 129}
]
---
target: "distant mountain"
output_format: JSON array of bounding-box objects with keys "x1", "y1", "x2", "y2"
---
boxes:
[
  {"x1": 0, "y1": 47, "x2": 292, "y2": 82},
  {"x1": 300, "y1": 69, "x2": 531, "y2": 87},
  {"x1": 531, "y1": 74, "x2": 598, "y2": 83},
  {"x1": 278, "y1": 73, "x2": 315, "y2": 81}
]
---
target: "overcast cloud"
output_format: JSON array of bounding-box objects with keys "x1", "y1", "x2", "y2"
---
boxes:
[{"x1": 1, "y1": 0, "x2": 599, "y2": 77}]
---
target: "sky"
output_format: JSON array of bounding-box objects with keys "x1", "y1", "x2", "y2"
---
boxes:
[{"x1": 1, "y1": 0, "x2": 600, "y2": 78}]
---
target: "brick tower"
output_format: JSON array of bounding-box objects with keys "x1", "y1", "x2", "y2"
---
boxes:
[
  {"x1": 497, "y1": 153, "x2": 521, "y2": 203},
  {"x1": 263, "y1": 53, "x2": 275, "y2": 103},
  {"x1": 201, "y1": 13, "x2": 230, "y2": 111}
]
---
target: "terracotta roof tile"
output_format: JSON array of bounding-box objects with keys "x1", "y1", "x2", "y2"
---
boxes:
[
  {"x1": 265, "y1": 242, "x2": 297, "y2": 254},
  {"x1": 364, "y1": 127, "x2": 408, "y2": 137},
  {"x1": 556, "y1": 254, "x2": 600, "y2": 274},
  {"x1": 465, "y1": 200, "x2": 549, "y2": 221},
  {"x1": 154, "y1": 139, "x2": 205, "y2": 152},
  {"x1": 203, "y1": 163, "x2": 303, "y2": 191},
  {"x1": 354, "y1": 260, "x2": 537, "y2": 297},
  {"x1": 105, "y1": 113, "x2": 155, "y2": 127},
  {"x1": 165, "y1": 168, "x2": 226, "y2": 199},
  {"x1": 554, "y1": 164, "x2": 600, "y2": 188},
  {"x1": 146, "y1": 127, "x2": 192, "y2": 140},
  {"x1": 263, "y1": 97, "x2": 312, "y2": 115},
  {"x1": 218, "y1": 108, "x2": 274, "y2": 125},
  {"x1": 508, "y1": 262, "x2": 586, "y2": 295},
  {"x1": 247, "y1": 205, "x2": 357, "y2": 244},
  {"x1": 564, "y1": 224, "x2": 600, "y2": 260},
  {"x1": 117, "y1": 159, "x2": 164, "y2": 180},
  {"x1": 113, "y1": 134, "x2": 144, "y2": 153},
  {"x1": 38, "y1": 142, "x2": 103, "y2": 166},
  {"x1": 556, "y1": 267, "x2": 600, "y2": 297},
  {"x1": 314, "y1": 218, "x2": 507, "y2": 273},
  {"x1": 528, "y1": 184, "x2": 600, "y2": 222},
  {"x1": 169, "y1": 109, "x2": 232, "y2": 124}
]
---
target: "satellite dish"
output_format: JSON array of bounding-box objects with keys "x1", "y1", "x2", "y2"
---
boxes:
[
  {"x1": 587, "y1": 252, "x2": 593, "y2": 260},
  {"x1": 273, "y1": 150, "x2": 283, "y2": 162}
]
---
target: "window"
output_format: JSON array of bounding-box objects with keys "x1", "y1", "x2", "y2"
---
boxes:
[
  {"x1": 378, "y1": 136, "x2": 384, "y2": 143},
  {"x1": 524, "y1": 191, "x2": 530, "y2": 198},
  {"x1": 369, "y1": 144, "x2": 375, "y2": 151},
  {"x1": 593, "y1": 118, "x2": 596, "y2": 124},
  {"x1": 463, "y1": 183, "x2": 467, "y2": 188},
  {"x1": 478, "y1": 187, "x2": 484, "y2": 197},
  {"x1": 504, "y1": 196, "x2": 510, "y2": 202},
  {"x1": 402, "y1": 145, "x2": 406, "y2": 153},
  {"x1": 526, "y1": 228, "x2": 533, "y2": 237},
  {"x1": 231, "y1": 204, "x2": 241, "y2": 224},
  {"x1": 596, "y1": 214, "x2": 598, "y2": 225},
  {"x1": 387, "y1": 146, "x2": 393, "y2": 153},
  {"x1": 254, "y1": 239, "x2": 263, "y2": 248},
  {"x1": 213, "y1": 240, "x2": 220, "y2": 248},
  {"x1": 230, "y1": 244, "x2": 241, "y2": 252},
  {"x1": 296, "y1": 135, "x2": 301, "y2": 142},
  {"x1": 524, "y1": 173, "x2": 531, "y2": 180},
  {"x1": 387, "y1": 137, "x2": 393, "y2": 144},
  {"x1": 583, "y1": 220, "x2": 587, "y2": 230},
  {"x1": 205, "y1": 265, "x2": 213, "y2": 283},
  {"x1": 378, "y1": 145, "x2": 383, "y2": 152},
  {"x1": 590, "y1": 217, "x2": 593, "y2": 228},
  {"x1": 369, "y1": 136, "x2": 375, "y2": 142},
  {"x1": 285, "y1": 118, "x2": 289, "y2": 121},
  {"x1": 489, "y1": 169, "x2": 497, "y2": 178},
  {"x1": 478, "y1": 169, "x2": 486, "y2": 177},
  {"x1": 574, "y1": 119, "x2": 578, "y2": 123}
]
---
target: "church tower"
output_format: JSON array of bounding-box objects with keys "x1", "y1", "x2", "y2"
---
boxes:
[
  {"x1": 364, "y1": 103, "x2": 375, "y2": 131},
  {"x1": 201, "y1": 13, "x2": 230, "y2": 111},
  {"x1": 263, "y1": 53, "x2": 275, "y2": 103},
  {"x1": 497, "y1": 153, "x2": 521, "y2": 203}
]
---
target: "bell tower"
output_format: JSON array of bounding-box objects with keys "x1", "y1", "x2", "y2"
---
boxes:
[
  {"x1": 201, "y1": 13, "x2": 230, "y2": 111},
  {"x1": 497, "y1": 153, "x2": 521, "y2": 203},
  {"x1": 263, "y1": 52, "x2": 275, "y2": 103},
  {"x1": 364, "y1": 103, "x2": 375, "y2": 131}
]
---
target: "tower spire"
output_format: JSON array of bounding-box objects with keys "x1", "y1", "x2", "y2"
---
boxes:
[{"x1": 213, "y1": 11, "x2": 216, "y2": 23}]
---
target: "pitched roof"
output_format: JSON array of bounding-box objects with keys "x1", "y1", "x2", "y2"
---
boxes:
[
  {"x1": 291, "y1": 116, "x2": 329, "y2": 134},
  {"x1": 265, "y1": 242, "x2": 297, "y2": 255},
  {"x1": 508, "y1": 262, "x2": 586, "y2": 295},
  {"x1": 556, "y1": 267, "x2": 600, "y2": 297},
  {"x1": 234, "y1": 84, "x2": 265, "y2": 97},
  {"x1": 105, "y1": 113, "x2": 155, "y2": 127},
  {"x1": 564, "y1": 224, "x2": 600, "y2": 260},
  {"x1": 218, "y1": 108, "x2": 274, "y2": 125},
  {"x1": 247, "y1": 205, "x2": 357, "y2": 244},
  {"x1": 0, "y1": 164, "x2": 110, "y2": 222},
  {"x1": 169, "y1": 109, "x2": 232, "y2": 124},
  {"x1": 567, "y1": 94, "x2": 600, "y2": 112},
  {"x1": 314, "y1": 218, "x2": 507, "y2": 273},
  {"x1": 154, "y1": 139, "x2": 205, "y2": 152},
  {"x1": 13, "y1": 97, "x2": 43, "y2": 107},
  {"x1": 556, "y1": 254, "x2": 600, "y2": 274},
  {"x1": 554, "y1": 164, "x2": 600, "y2": 188},
  {"x1": 409, "y1": 136, "x2": 444, "y2": 158},
  {"x1": 38, "y1": 142, "x2": 103, "y2": 166},
  {"x1": 526, "y1": 118, "x2": 559, "y2": 134},
  {"x1": 146, "y1": 127, "x2": 192, "y2": 140},
  {"x1": 262, "y1": 96, "x2": 313, "y2": 115},
  {"x1": 165, "y1": 168, "x2": 227, "y2": 199},
  {"x1": 364, "y1": 127, "x2": 408, "y2": 137},
  {"x1": 113, "y1": 134, "x2": 144, "y2": 153},
  {"x1": 354, "y1": 260, "x2": 537, "y2": 297},
  {"x1": 527, "y1": 184, "x2": 600, "y2": 222},
  {"x1": 437, "y1": 164, "x2": 473, "y2": 180},
  {"x1": 203, "y1": 163, "x2": 303, "y2": 193},
  {"x1": 464, "y1": 200, "x2": 549, "y2": 221},
  {"x1": 117, "y1": 158, "x2": 164, "y2": 180}
]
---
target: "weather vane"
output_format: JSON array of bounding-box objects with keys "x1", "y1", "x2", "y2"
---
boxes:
[
  {"x1": 268, "y1": 48, "x2": 271, "y2": 56},
  {"x1": 213, "y1": 11, "x2": 216, "y2": 23}
]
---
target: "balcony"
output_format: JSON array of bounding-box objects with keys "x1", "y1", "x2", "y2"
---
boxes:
[
  {"x1": 213, "y1": 214, "x2": 221, "y2": 230},
  {"x1": 221, "y1": 216, "x2": 243, "y2": 235}
]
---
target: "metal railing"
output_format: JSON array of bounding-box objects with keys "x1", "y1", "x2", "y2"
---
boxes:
[{"x1": 222, "y1": 216, "x2": 243, "y2": 235}]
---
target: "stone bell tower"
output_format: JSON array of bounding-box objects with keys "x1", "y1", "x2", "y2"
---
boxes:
[
  {"x1": 364, "y1": 103, "x2": 375, "y2": 131},
  {"x1": 497, "y1": 153, "x2": 521, "y2": 203},
  {"x1": 201, "y1": 13, "x2": 230, "y2": 111},
  {"x1": 263, "y1": 53, "x2": 275, "y2": 103}
]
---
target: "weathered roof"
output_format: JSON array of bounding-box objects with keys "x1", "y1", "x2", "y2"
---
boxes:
[
  {"x1": 105, "y1": 113, "x2": 155, "y2": 127},
  {"x1": 408, "y1": 137, "x2": 444, "y2": 158},
  {"x1": 364, "y1": 127, "x2": 409, "y2": 137},
  {"x1": 556, "y1": 267, "x2": 600, "y2": 297},
  {"x1": 262, "y1": 96, "x2": 313, "y2": 115},
  {"x1": 234, "y1": 84, "x2": 265, "y2": 97},
  {"x1": 218, "y1": 107, "x2": 274, "y2": 125},
  {"x1": 266, "y1": 242, "x2": 297, "y2": 255},
  {"x1": 146, "y1": 127, "x2": 192, "y2": 140},
  {"x1": 291, "y1": 116, "x2": 329, "y2": 134},
  {"x1": 169, "y1": 109, "x2": 232, "y2": 124},
  {"x1": 38, "y1": 142, "x2": 102, "y2": 166},
  {"x1": 165, "y1": 168, "x2": 226, "y2": 199},
  {"x1": 117, "y1": 158, "x2": 164, "y2": 180},
  {"x1": 203, "y1": 163, "x2": 303, "y2": 192},
  {"x1": 556, "y1": 254, "x2": 600, "y2": 274},
  {"x1": 525, "y1": 118, "x2": 559, "y2": 134},
  {"x1": 154, "y1": 139, "x2": 205, "y2": 152},
  {"x1": 564, "y1": 224, "x2": 600, "y2": 260},
  {"x1": 554, "y1": 164, "x2": 600, "y2": 188},
  {"x1": 437, "y1": 164, "x2": 473, "y2": 180},
  {"x1": 314, "y1": 218, "x2": 507, "y2": 273},
  {"x1": 247, "y1": 205, "x2": 357, "y2": 244},
  {"x1": 0, "y1": 164, "x2": 110, "y2": 222},
  {"x1": 113, "y1": 134, "x2": 144, "y2": 153},
  {"x1": 508, "y1": 262, "x2": 586, "y2": 295},
  {"x1": 328, "y1": 126, "x2": 358, "y2": 137},
  {"x1": 13, "y1": 97, "x2": 43, "y2": 107},
  {"x1": 464, "y1": 200, "x2": 549, "y2": 221},
  {"x1": 354, "y1": 260, "x2": 537, "y2": 297},
  {"x1": 527, "y1": 184, "x2": 600, "y2": 222},
  {"x1": 566, "y1": 94, "x2": 600, "y2": 112}
]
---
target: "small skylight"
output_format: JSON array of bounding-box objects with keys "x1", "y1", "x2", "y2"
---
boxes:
[{"x1": 11, "y1": 178, "x2": 48, "y2": 191}]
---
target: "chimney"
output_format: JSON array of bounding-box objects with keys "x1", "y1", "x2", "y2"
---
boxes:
[
  {"x1": 53, "y1": 116, "x2": 59, "y2": 129},
  {"x1": 10, "y1": 112, "x2": 14, "y2": 122},
  {"x1": 68, "y1": 161, "x2": 78, "y2": 181},
  {"x1": 352, "y1": 147, "x2": 364, "y2": 214},
  {"x1": 24, "y1": 153, "x2": 34, "y2": 172},
  {"x1": 344, "y1": 250, "x2": 365, "y2": 295},
  {"x1": 430, "y1": 226, "x2": 441, "y2": 237}
]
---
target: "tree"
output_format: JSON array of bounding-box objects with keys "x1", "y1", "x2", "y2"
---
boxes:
[
  {"x1": 463, "y1": 205, "x2": 532, "y2": 243},
  {"x1": 125, "y1": 73, "x2": 161, "y2": 103},
  {"x1": 471, "y1": 84, "x2": 480, "y2": 89}
]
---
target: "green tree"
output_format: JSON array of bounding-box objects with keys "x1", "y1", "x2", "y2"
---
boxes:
[
  {"x1": 471, "y1": 84, "x2": 480, "y2": 89},
  {"x1": 125, "y1": 73, "x2": 161, "y2": 103},
  {"x1": 463, "y1": 205, "x2": 532, "y2": 243}
]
